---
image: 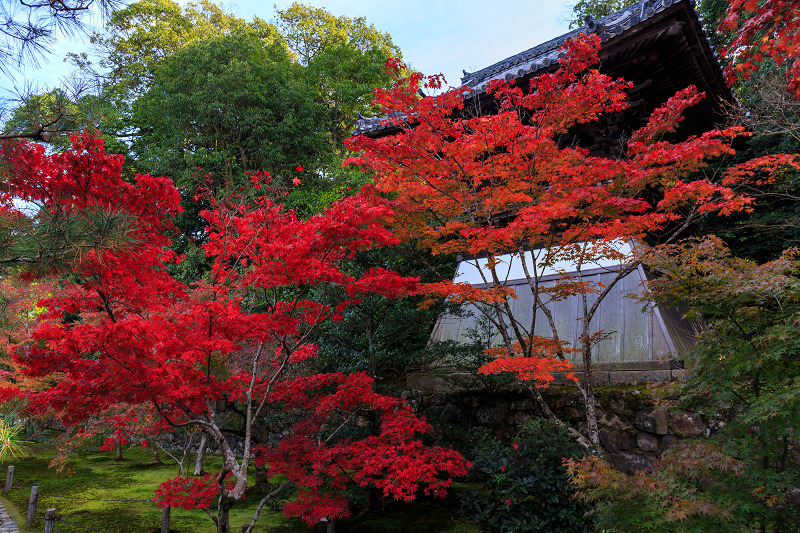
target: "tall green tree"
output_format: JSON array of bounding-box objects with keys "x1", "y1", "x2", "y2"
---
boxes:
[
  {"x1": 276, "y1": 2, "x2": 399, "y2": 65},
  {"x1": 60, "y1": 0, "x2": 284, "y2": 153},
  {"x1": 82, "y1": 0, "x2": 280, "y2": 97},
  {"x1": 276, "y1": 3, "x2": 401, "y2": 157},
  {"x1": 132, "y1": 29, "x2": 326, "y2": 190}
]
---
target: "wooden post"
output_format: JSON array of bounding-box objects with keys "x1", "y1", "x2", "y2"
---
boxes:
[
  {"x1": 4, "y1": 465, "x2": 13, "y2": 492},
  {"x1": 161, "y1": 505, "x2": 170, "y2": 533},
  {"x1": 44, "y1": 508, "x2": 56, "y2": 533},
  {"x1": 26, "y1": 486, "x2": 39, "y2": 526}
]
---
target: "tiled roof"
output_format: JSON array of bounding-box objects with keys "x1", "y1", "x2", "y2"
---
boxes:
[
  {"x1": 354, "y1": 0, "x2": 703, "y2": 135},
  {"x1": 462, "y1": 0, "x2": 696, "y2": 89}
]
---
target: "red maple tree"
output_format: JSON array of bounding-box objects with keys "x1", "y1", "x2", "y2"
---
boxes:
[
  {"x1": 0, "y1": 277, "x2": 52, "y2": 401},
  {"x1": 2, "y1": 134, "x2": 468, "y2": 533},
  {"x1": 347, "y1": 34, "x2": 795, "y2": 448},
  {"x1": 720, "y1": 0, "x2": 800, "y2": 98}
]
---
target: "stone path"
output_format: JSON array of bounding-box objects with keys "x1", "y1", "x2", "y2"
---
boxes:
[{"x1": 0, "y1": 500, "x2": 19, "y2": 533}]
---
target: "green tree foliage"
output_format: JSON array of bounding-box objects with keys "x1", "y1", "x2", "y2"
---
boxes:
[
  {"x1": 276, "y1": 3, "x2": 401, "y2": 157},
  {"x1": 276, "y1": 2, "x2": 399, "y2": 66},
  {"x1": 132, "y1": 29, "x2": 326, "y2": 189},
  {"x1": 696, "y1": 0, "x2": 731, "y2": 51},
  {"x1": 691, "y1": 0, "x2": 800, "y2": 262},
  {"x1": 84, "y1": 0, "x2": 279, "y2": 97},
  {"x1": 3, "y1": 89, "x2": 128, "y2": 154},
  {"x1": 566, "y1": 0, "x2": 637, "y2": 29},
  {"x1": 58, "y1": 0, "x2": 284, "y2": 152},
  {"x1": 569, "y1": 236, "x2": 800, "y2": 531},
  {"x1": 699, "y1": 132, "x2": 800, "y2": 262},
  {"x1": 646, "y1": 237, "x2": 800, "y2": 461},
  {"x1": 311, "y1": 246, "x2": 457, "y2": 385}
]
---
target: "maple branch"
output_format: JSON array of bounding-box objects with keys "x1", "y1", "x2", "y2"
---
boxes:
[
  {"x1": 488, "y1": 261, "x2": 528, "y2": 353},
  {"x1": 152, "y1": 402, "x2": 219, "y2": 436},
  {"x1": 322, "y1": 409, "x2": 358, "y2": 445},
  {"x1": 518, "y1": 244, "x2": 569, "y2": 360},
  {"x1": 458, "y1": 257, "x2": 525, "y2": 346},
  {"x1": 662, "y1": 205, "x2": 700, "y2": 246},
  {"x1": 220, "y1": 212, "x2": 265, "y2": 286},
  {"x1": 202, "y1": 507, "x2": 219, "y2": 525},
  {"x1": 729, "y1": 386, "x2": 751, "y2": 406},
  {"x1": 96, "y1": 289, "x2": 116, "y2": 323},
  {"x1": 522, "y1": 381, "x2": 592, "y2": 449},
  {"x1": 728, "y1": 315, "x2": 762, "y2": 361},
  {"x1": 242, "y1": 342, "x2": 264, "y2": 473},
  {"x1": 586, "y1": 261, "x2": 639, "y2": 323},
  {"x1": 394, "y1": 244, "x2": 450, "y2": 280},
  {"x1": 242, "y1": 481, "x2": 292, "y2": 533},
  {"x1": 155, "y1": 431, "x2": 195, "y2": 478},
  {"x1": 252, "y1": 345, "x2": 290, "y2": 421},
  {"x1": 778, "y1": 436, "x2": 789, "y2": 473}
]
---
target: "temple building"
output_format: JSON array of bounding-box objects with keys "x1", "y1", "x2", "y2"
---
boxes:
[{"x1": 354, "y1": 0, "x2": 730, "y2": 383}]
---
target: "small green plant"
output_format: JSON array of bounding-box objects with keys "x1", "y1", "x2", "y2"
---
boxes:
[
  {"x1": 460, "y1": 419, "x2": 593, "y2": 532},
  {"x1": 0, "y1": 418, "x2": 28, "y2": 461}
]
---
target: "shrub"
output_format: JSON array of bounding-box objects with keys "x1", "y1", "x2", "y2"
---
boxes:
[{"x1": 460, "y1": 418, "x2": 592, "y2": 532}]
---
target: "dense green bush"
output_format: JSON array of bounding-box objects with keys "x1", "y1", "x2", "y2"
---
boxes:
[{"x1": 460, "y1": 418, "x2": 592, "y2": 532}]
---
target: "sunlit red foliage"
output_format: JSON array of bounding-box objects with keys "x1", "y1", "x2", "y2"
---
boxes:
[
  {"x1": 1, "y1": 134, "x2": 467, "y2": 532},
  {"x1": 350, "y1": 40, "x2": 740, "y2": 361},
  {"x1": 347, "y1": 33, "x2": 792, "y2": 447}
]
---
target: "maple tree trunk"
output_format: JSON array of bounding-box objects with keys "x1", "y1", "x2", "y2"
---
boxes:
[
  {"x1": 366, "y1": 314, "x2": 375, "y2": 379},
  {"x1": 254, "y1": 463, "x2": 270, "y2": 487},
  {"x1": 216, "y1": 492, "x2": 234, "y2": 533},
  {"x1": 580, "y1": 376, "x2": 600, "y2": 448},
  {"x1": 194, "y1": 434, "x2": 207, "y2": 476},
  {"x1": 149, "y1": 442, "x2": 162, "y2": 465},
  {"x1": 565, "y1": 270, "x2": 599, "y2": 449},
  {"x1": 580, "y1": 307, "x2": 600, "y2": 448},
  {"x1": 523, "y1": 381, "x2": 591, "y2": 449},
  {"x1": 579, "y1": 330, "x2": 600, "y2": 447},
  {"x1": 114, "y1": 442, "x2": 123, "y2": 461}
]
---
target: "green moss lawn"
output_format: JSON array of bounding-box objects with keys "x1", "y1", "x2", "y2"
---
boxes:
[{"x1": 0, "y1": 444, "x2": 476, "y2": 533}]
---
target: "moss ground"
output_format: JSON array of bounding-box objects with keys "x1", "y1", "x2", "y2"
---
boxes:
[{"x1": 0, "y1": 444, "x2": 477, "y2": 533}]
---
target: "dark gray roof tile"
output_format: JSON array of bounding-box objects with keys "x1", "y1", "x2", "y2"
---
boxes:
[{"x1": 459, "y1": 0, "x2": 686, "y2": 88}]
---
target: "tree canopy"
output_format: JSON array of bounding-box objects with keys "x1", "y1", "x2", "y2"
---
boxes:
[{"x1": 132, "y1": 29, "x2": 326, "y2": 190}]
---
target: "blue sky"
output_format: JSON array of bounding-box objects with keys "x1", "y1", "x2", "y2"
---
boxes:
[{"x1": 3, "y1": 0, "x2": 575, "y2": 102}]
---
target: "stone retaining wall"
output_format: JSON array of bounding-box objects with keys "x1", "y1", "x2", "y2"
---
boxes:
[{"x1": 406, "y1": 385, "x2": 715, "y2": 475}]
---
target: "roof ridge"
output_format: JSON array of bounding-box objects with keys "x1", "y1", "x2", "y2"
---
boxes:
[
  {"x1": 353, "y1": 0, "x2": 710, "y2": 136},
  {"x1": 460, "y1": 0, "x2": 685, "y2": 88}
]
